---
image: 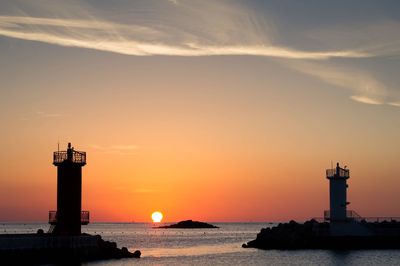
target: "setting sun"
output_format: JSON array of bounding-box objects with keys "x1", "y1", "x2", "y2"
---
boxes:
[{"x1": 151, "y1": 211, "x2": 163, "y2": 223}]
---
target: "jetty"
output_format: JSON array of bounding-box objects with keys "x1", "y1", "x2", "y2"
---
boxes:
[
  {"x1": 243, "y1": 163, "x2": 400, "y2": 249},
  {"x1": 0, "y1": 143, "x2": 140, "y2": 263}
]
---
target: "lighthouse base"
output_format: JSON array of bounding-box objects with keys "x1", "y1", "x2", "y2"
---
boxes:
[{"x1": 330, "y1": 220, "x2": 372, "y2": 236}]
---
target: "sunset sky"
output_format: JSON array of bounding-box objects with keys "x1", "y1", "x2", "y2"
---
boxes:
[{"x1": 0, "y1": 0, "x2": 400, "y2": 222}]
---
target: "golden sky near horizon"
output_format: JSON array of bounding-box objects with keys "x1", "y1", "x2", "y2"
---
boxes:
[{"x1": 0, "y1": 0, "x2": 400, "y2": 222}]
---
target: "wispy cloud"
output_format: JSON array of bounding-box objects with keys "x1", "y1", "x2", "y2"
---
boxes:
[
  {"x1": 167, "y1": 0, "x2": 179, "y2": 5},
  {"x1": 0, "y1": 24, "x2": 367, "y2": 58},
  {"x1": 20, "y1": 110, "x2": 65, "y2": 121},
  {"x1": 280, "y1": 19, "x2": 400, "y2": 107},
  {"x1": 307, "y1": 20, "x2": 400, "y2": 58},
  {"x1": 286, "y1": 61, "x2": 390, "y2": 105},
  {"x1": 388, "y1": 102, "x2": 400, "y2": 107},
  {"x1": 350, "y1": 95, "x2": 383, "y2": 105},
  {"x1": 1, "y1": 0, "x2": 399, "y2": 107},
  {"x1": 0, "y1": 2, "x2": 368, "y2": 60},
  {"x1": 36, "y1": 111, "x2": 63, "y2": 118}
]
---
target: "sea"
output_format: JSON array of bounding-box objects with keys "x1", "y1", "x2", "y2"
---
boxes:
[{"x1": 1, "y1": 222, "x2": 400, "y2": 265}]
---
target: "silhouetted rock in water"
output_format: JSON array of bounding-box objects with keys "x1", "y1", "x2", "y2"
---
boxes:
[
  {"x1": 156, "y1": 220, "x2": 219, "y2": 229},
  {"x1": 132, "y1": 249, "x2": 142, "y2": 258},
  {"x1": 243, "y1": 219, "x2": 400, "y2": 250},
  {"x1": 0, "y1": 233, "x2": 140, "y2": 264}
]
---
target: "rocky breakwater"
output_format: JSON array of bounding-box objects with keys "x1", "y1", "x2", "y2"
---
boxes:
[
  {"x1": 243, "y1": 220, "x2": 400, "y2": 250},
  {"x1": 96, "y1": 234, "x2": 141, "y2": 259},
  {"x1": 0, "y1": 233, "x2": 141, "y2": 264}
]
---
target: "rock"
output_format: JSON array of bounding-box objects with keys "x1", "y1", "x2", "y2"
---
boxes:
[
  {"x1": 96, "y1": 236, "x2": 140, "y2": 259},
  {"x1": 156, "y1": 220, "x2": 219, "y2": 229},
  {"x1": 132, "y1": 250, "x2": 141, "y2": 258}
]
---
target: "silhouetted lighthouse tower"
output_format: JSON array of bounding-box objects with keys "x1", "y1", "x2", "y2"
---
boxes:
[
  {"x1": 49, "y1": 143, "x2": 89, "y2": 235},
  {"x1": 326, "y1": 163, "x2": 350, "y2": 221}
]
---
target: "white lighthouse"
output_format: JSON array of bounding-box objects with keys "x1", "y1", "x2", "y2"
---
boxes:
[
  {"x1": 325, "y1": 163, "x2": 372, "y2": 236},
  {"x1": 326, "y1": 163, "x2": 349, "y2": 221}
]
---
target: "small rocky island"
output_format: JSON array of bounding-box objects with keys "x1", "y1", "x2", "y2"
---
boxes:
[
  {"x1": 156, "y1": 220, "x2": 219, "y2": 229},
  {"x1": 242, "y1": 219, "x2": 400, "y2": 250}
]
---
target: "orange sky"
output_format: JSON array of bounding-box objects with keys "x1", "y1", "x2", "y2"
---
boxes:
[{"x1": 0, "y1": 0, "x2": 400, "y2": 222}]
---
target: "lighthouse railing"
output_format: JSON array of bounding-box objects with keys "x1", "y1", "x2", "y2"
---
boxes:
[
  {"x1": 326, "y1": 168, "x2": 349, "y2": 178},
  {"x1": 346, "y1": 210, "x2": 363, "y2": 222},
  {"x1": 53, "y1": 150, "x2": 86, "y2": 164},
  {"x1": 81, "y1": 211, "x2": 90, "y2": 225},
  {"x1": 48, "y1": 210, "x2": 90, "y2": 225},
  {"x1": 323, "y1": 210, "x2": 363, "y2": 222},
  {"x1": 362, "y1": 217, "x2": 400, "y2": 223}
]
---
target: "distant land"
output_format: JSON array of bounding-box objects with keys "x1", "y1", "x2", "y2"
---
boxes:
[{"x1": 156, "y1": 220, "x2": 219, "y2": 229}]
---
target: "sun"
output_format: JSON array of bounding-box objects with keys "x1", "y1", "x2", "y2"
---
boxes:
[{"x1": 151, "y1": 211, "x2": 163, "y2": 223}]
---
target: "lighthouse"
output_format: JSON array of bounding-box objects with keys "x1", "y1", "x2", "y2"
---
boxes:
[
  {"x1": 49, "y1": 143, "x2": 89, "y2": 235},
  {"x1": 326, "y1": 163, "x2": 350, "y2": 221}
]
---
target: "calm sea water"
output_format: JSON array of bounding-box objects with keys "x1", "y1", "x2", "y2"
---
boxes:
[{"x1": 2, "y1": 222, "x2": 400, "y2": 265}]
